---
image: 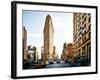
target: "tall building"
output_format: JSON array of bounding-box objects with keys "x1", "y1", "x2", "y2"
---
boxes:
[
  {"x1": 73, "y1": 13, "x2": 91, "y2": 63},
  {"x1": 61, "y1": 43, "x2": 68, "y2": 61},
  {"x1": 61, "y1": 43, "x2": 74, "y2": 61},
  {"x1": 41, "y1": 46, "x2": 44, "y2": 61},
  {"x1": 27, "y1": 46, "x2": 38, "y2": 62},
  {"x1": 53, "y1": 46, "x2": 57, "y2": 61},
  {"x1": 43, "y1": 14, "x2": 54, "y2": 64},
  {"x1": 23, "y1": 27, "x2": 27, "y2": 60},
  {"x1": 66, "y1": 43, "x2": 74, "y2": 59}
]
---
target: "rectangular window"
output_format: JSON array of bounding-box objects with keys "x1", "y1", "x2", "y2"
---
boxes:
[{"x1": 89, "y1": 17, "x2": 91, "y2": 22}]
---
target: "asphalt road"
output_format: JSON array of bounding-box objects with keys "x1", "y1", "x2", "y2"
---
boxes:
[
  {"x1": 45, "y1": 63, "x2": 72, "y2": 68},
  {"x1": 26, "y1": 62, "x2": 90, "y2": 69}
]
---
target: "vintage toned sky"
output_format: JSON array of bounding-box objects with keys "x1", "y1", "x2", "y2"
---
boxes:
[{"x1": 23, "y1": 10, "x2": 73, "y2": 58}]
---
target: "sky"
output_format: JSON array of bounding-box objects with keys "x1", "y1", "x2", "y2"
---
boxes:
[{"x1": 23, "y1": 10, "x2": 73, "y2": 59}]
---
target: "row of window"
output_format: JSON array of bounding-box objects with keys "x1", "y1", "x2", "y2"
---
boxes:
[
  {"x1": 82, "y1": 16, "x2": 91, "y2": 25},
  {"x1": 75, "y1": 31, "x2": 91, "y2": 49}
]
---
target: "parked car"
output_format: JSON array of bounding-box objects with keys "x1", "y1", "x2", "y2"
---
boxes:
[
  {"x1": 48, "y1": 59, "x2": 54, "y2": 64},
  {"x1": 54, "y1": 61, "x2": 57, "y2": 64},
  {"x1": 56, "y1": 59, "x2": 61, "y2": 63},
  {"x1": 68, "y1": 59, "x2": 72, "y2": 64},
  {"x1": 60, "y1": 60, "x2": 64, "y2": 63}
]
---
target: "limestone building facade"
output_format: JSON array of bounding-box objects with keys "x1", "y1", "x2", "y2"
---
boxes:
[
  {"x1": 73, "y1": 13, "x2": 91, "y2": 62},
  {"x1": 61, "y1": 43, "x2": 74, "y2": 61},
  {"x1": 43, "y1": 14, "x2": 54, "y2": 64},
  {"x1": 23, "y1": 27, "x2": 28, "y2": 60}
]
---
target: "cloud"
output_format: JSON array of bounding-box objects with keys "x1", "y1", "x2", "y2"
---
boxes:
[
  {"x1": 52, "y1": 14, "x2": 72, "y2": 31},
  {"x1": 52, "y1": 16, "x2": 64, "y2": 30},
  {"x1": 28, "y1": 33, "x2": 42, "y2": 38}
]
